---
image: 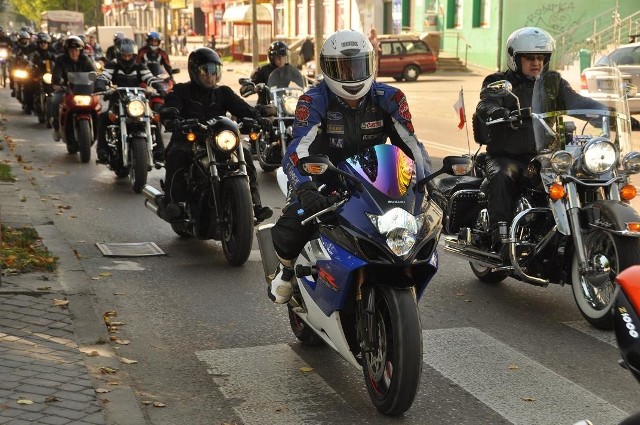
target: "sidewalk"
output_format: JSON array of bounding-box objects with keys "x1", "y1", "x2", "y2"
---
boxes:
[{"x1": 0, "y1": 123, "x2": 145, "y2": 423}]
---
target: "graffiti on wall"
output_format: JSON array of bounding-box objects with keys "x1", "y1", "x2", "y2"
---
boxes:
[{"x1": 524, "y1": 2, "x2": 586, "y2": 35}]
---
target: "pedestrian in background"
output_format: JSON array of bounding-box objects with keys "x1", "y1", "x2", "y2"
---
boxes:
[{"x1": 298, "y1": 36, "x2": 314, "y2": 69}]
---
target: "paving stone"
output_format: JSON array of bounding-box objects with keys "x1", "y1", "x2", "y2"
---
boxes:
[
  {"x1": 82, "y1": 404, "x2": 102, "y2": 414},
  {"x1": 1, "y1": 297, "x2": 33, "y2": 308},
  {"x1": 0, "y1": 416, "x2": 13, "y2": 424},
  {"x1": 0, "y1": 390, "x2": 11, "y2": 399},
  {"x1": 14, "y1": 384, "x2": 59, "y2": 396},
  {"x1": 58, "y1": 383, "x2": 88, "y2": 393},
  {"x1": 12, "y1": 369, "x2": 40, "y2": 379},
  {"x1": 55, "y1": 390, "x2": 96, "y2": 403},
  {"x1": 37, "y1": 415, "x2": 72, "y2": 424},
  {"x1": 37, "y1": 416, "x2": 72, "y2": 425},
  {"x1": 82, "y1": 411, "x2": 106, "y2": 424},
  {"x1": 52, "y1": 398, "x2": 93, "y2": 412},
  {"x1": 21, "y1": 378, "x2": 63, "y2": 388},
  {"x1": 0, "y1": 361, "x2": 25, "y2": 371},
  {"x1": 4, "y1": 419, "x2": 32, "y2": 425},
  {"x1": 0, "y1": 320, "x2": 26, "y2": 330},
  {"x1": 41, "y1": 406, "x2": 88, "y2": 421},
  {"x1": 0, "y1": 381, "x2": 20, "y2": 391},
  {"x1": 25, "y1": 364, "x2": 62, "y2": 375},
  {"x1": 0, "y1": 354, "x2": 29, "y2": 366},
  {"x1": 0, "y1": 312, "x2": 24, "y2": 321},
  {"x1": 15, "y1": 411, "x2": 44, "y2": 422},
  {"x1": 47, "y1": 321, "x2": 71, "y2": 330},
  {"x1": 0, "y1": 407, "x2": 22, "y2": 418}
]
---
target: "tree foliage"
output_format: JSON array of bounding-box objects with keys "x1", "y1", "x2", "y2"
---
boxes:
[{"x1": 9, "y1": 0, "x2": 101, "y2": 28}]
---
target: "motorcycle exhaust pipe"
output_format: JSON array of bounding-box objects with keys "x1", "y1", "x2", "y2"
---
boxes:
[{"x1": 143, "y1": 184, "x2": 162, "y2": 216}]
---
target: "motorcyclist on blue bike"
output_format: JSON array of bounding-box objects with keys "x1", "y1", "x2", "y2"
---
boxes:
[{"x1": 268, "y1": 29, "x2": 432, "y2": 303}]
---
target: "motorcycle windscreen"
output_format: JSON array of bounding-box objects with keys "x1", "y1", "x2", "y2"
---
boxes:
[
  {"x1": 532, "y1": 68, "x2": 637, "y2": 155},
  {"x1": 67, "y1": 72, "x2": 96, "y2": 95},
  {"x1": 345, "y1": 144, "x2": 415, "y2": 199},
  {"x1": 267, "y1": 65, "x2": 306, "y2": 90}
]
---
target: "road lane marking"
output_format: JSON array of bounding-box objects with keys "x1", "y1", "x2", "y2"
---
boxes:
[{"x1": 423, "y1": 327, "x2": 628, "y2": 425}]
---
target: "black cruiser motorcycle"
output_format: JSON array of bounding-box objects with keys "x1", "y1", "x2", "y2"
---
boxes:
[{"x1": 431, "y1": 68, "x2": 640, "y2": 330}]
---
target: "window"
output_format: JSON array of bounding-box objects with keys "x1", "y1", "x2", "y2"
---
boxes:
[{"x1": 404, "y1": 41, "x2": 429, "y2": 55}]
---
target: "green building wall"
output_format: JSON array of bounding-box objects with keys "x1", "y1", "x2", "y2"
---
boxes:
[{"x1": 438, "y1": 0, "x2": 639, "y2": 71}]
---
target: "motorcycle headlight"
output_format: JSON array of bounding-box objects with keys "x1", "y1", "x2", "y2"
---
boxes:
[
  {"x1": 550, "y1": 150, "x2": 573, "y2": 174},
  {"x1": 73, "y1": 95, "x2": 92, "y2": 106},
  {"x1": 126, "y1": 99, "x2": 146, "y2": 117},
  {"x1": 13, "y1": 69, "x2": 27, "y2": 79},
  {"x1": 367, "y1": 208, "x2": 418, "y2": 256},
  {"x1": 622, "y1": 152, "x2": 640, "y2": 174},
  {"x1": 581, "y1": 138, "x2": 617, "y2": 175},
  {"x1": 215, "y1": 130, "x2": 239, "y2": 152},
  {"x1": 42, "y1": 73, "x2": 52, "y2": 85},
  {"x1": 283, "y1": 96, "x2": 298, "y2": 115},
  {"x1": 0, "y1": 49, "x2": 7, "y2": 59}
]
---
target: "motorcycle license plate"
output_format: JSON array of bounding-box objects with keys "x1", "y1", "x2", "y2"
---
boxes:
[{"x1": 597, "y1": 79, "x2": 614, "y2": 91}]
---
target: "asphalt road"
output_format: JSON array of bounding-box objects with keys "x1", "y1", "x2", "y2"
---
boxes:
[{"x1": 1, "y1": 72, "x2": 639, "y2": 425}]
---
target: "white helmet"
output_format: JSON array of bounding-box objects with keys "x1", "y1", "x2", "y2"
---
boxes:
[
  {"x1": 506, "y1": 27, "x2": 555, "y2": 73},
  {"x1": 320, "y1": 29, "x2": 376, "y2": 100}
]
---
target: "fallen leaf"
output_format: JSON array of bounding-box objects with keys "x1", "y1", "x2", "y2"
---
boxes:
[
  {"x1": 114, "y1": 339, "x2": 130, "y2": 345},
  {"x1": 142, "y1": 400, "x2": 152, "y2": 405},
  {"x1": 99, "y1": 272, "x2": 112, "y2": 277},
  {"x1": 110, "y1": 321, "x2": 125, "y2": 326},
  {"x1": 153, "y1": 402, "x2": 166, "y2": 408},
  {"x1": 300, "y1": 367, "x2": 314, "y2": 373},
  {"x1": 521, "y1": 396, "x2": 536, "y2": 402},
  {"x1": 91, "y1": 277, "x2": 101, "y2": 280},
  {"x1": 508, "y1": 364, "x2": 519, "y2": 370},
  {"x1": 17, "y1": 399, "x2": 33, "y2": 405},
  {"x1": 465, "y1": 299, "x2": 472, "y2": 302},
  {"x1": 95, "y1": 388, "x2": 111, "y2": 393},
  {"x1": 37, "y1": 286, "x2": 51, "y2": 291},
  {"x1": 113, "y1": 292, "x2": 127, "y2": 295},
  {"x1": 455, "y1": 292, "x2": 465, "y2": 296},
  {"x1": 120, "y1": 357, "x2": 138, "y2": 364},
  {"x1": 109, "y1": 335, "x2": 118, "y2": 341},
  {"x1": 45, "y1": 396, "x2": 60, "y2": 403},
  {"x1": 52, "y1": 299, "x2": 69, "y2": 307},
  {"x1": 99, "y1": 367, "x2": 118, "y2": 374},
  {"x1": 107, "y1": 381, "x2": 119, "y2": 385}
]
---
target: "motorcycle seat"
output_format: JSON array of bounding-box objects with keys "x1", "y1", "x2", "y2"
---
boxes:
[{"x1": 432, "y1": 174, "x2": 482, "y2": 196}]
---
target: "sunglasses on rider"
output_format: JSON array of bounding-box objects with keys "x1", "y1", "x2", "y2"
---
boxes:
[{"x1": 522, "y1": 54, "x2": 546, "y2": 62}]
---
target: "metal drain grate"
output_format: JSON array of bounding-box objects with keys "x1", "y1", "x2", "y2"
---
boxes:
[{"x1": 95, "y1": 242, "x2": 166, "y2": 257}]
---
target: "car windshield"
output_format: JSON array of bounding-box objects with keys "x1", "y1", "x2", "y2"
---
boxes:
[{"x1": 595, "y1": 45, "x2": 640, "y2": 66}]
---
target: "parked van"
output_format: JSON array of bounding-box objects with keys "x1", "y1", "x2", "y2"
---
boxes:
[{"x1": 377, "y1": 36, "x2": 437, "y2": 82}]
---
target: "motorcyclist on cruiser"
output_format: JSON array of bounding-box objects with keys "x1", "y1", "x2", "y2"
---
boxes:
[
  {"x1": 93, "y1": 38, "x2": 165, "y2": 163},
  {"x1": 49, "y1": 36, "x2": 97, "y2": 141},
  {"x1": 250, "y1": 41, "x2": 292, "y2": 106},
  {"x1": 26, "y1": 32, "x2": 56, "y2": 114},
  {"x1": 475, "y1": 26, "x2": 605, "y2": 253},
  {"x1": 158, "y1": 47, "x2": 273, "y2": 224},
  {"x1": 268, "y1": 29, "x2": 432, "y2": 303}
]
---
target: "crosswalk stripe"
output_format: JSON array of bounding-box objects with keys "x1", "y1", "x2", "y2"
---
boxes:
[
  {"x1": 196, "y1": 344, "x2": 355, "y2": 424},
  {"x1": 423, "y1": 327, "x2": 629, "y2": 425}
]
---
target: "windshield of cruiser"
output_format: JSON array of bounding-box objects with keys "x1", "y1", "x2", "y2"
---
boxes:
[{"x1": 531, "y1": 69, "x2": 636, "y2": 155}]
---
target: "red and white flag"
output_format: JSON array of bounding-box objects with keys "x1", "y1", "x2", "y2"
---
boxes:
[{"x1": 453, "y1": 89, "x2": 466, "y2": 130}]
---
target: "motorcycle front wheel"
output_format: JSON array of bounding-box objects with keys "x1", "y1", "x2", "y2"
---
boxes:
[
  {"x1": 362, "y1": 286, "x2": 422, "y2": 416},
  {"x1": 572, "y1": 229, "x2": 640, "y2": 330},
  {"x1": 220, "y1": 177, "x2": 254, "y2": 266},
  {"x1": 129, "y1": 137, "x2": 149, "y2": 193},
  {"x1": 77, "y1": 120, "x2": 92, "y2": 163}
]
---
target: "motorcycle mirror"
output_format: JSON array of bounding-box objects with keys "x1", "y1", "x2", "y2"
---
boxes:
[
  {"x1": 88, "y1": 71, "x2": 98, "y2": 82},
  {"x1": 485, "y1": 80, "x2": 513, "y2": 93},
  {"x1": 417, "y1": 156, "x2": 474, "y2": 192},
  {"x1": 238, "y1": 78, "x2": 251, "y2": 85},
  {"x1": 171, "y1": 68, "x2": 180, "y2": 74},
  {"x1": 298, "y1": 156, "x2": 364, "y2": 191}
]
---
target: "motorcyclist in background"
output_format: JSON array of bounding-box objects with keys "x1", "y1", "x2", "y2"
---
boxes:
[
  {"x1": 105, "y1": 32, "x2": 124, "y2": 63},
  {"x1": 24, "y1": 32, "x2": 56, "y2": 115},
  {"x1": 268, "y1": 29, "x2": 432, "y2": 303},
  {"x1": 94, "y1": 38, "x2": 165, "y2": 163},
  {"x1": 250, "y1": 41, "x2": 290, "y2": 106},
  {"x1": 136, "y1": 31, "x2": 174, "y2": 79},
  {"x1": 475, "y1": 27, "x2": 605, "y2": 253},
  {"x1": 10, "y1": 30, "x2": 35, "y2": 97},
  {"x1": 158, "y1": 47, "x2": 273, "y2": 224},
  {"x1": 49, "y1": 36, "x2": 97, "y2": 141}
]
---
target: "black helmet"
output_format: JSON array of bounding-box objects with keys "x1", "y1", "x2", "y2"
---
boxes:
[
  {"x1": 188, "y1": 47, "x2": 222, "y2": 88},
  {"x1": 115, "y1": 38, "x2": 138, "y2": 70},
  {"x1": 64, "y1": 35, "x2": 84, "y2": 50},
  {"x1": 268, "y1": 41, "x2": 289, "y2": 66},
  {"x1": 36, "y1": 32, "x2": 51, "y2": 44},
  {"x1": 113, "y1": 32, "x2": 125, "y2": 46}
]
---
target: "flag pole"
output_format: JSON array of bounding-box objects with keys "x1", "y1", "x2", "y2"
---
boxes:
[{"x1": 461, "y1": 87, "x2": 471, "y2": 155}]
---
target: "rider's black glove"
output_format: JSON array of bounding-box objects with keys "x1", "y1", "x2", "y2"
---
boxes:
[
  {"x1": 489, "y1": 107, "x2": 510, "y2": 120},
  {"x1": 258, "y1": 117, "x2": 272, "y2": 132},
  {"x1": 94, "y1": 79, "x2": 107, "y2": 93},
  {"x1": 297, "y1": 181, "x2": 329, "y2": 216},
  {"x1": 257, "y1": 104, "x2": 277, "y2": 117}
]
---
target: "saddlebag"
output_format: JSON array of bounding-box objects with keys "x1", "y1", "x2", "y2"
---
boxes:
[{"x1": 436, "y1": 175, "x2": 483, "y2": 234}]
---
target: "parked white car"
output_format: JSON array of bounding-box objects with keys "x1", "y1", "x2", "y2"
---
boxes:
[{"x1": 580, "y1": 42, "x2": 640, "y2": 114}]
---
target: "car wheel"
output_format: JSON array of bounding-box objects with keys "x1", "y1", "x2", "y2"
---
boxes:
[{"x1": 402, "y1": 65, "x2": 420, "y2": 82}]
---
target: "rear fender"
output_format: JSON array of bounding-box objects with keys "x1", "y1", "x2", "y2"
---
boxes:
[{"x1": 583, "y1": 200, "x2": 640, "y2": 237}]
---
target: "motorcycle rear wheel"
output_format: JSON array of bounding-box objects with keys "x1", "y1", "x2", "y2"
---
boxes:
[
  {"x1": 220, "y1": 177, "x2": 254, "y2": 266},
  {"x1": 77, "y1": 120, "x2": 92, "y2": 163},
  {"x1": 362, "y1": 286, "x2": 422, "y2": 416},
  {"x1": 572, "y1": 229, "x2": 640, "y2": 330},
  {"x1": 287, "y1": 305, "x2": 324, "y2": 346},
  {"x1": 129, "y1": 137, "x2": 149, "y2": 193},
  {"x1": 470, "y1": 262, "x2": 509, "y2": 284}
]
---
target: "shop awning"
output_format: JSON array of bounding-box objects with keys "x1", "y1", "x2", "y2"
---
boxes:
[{"x1": 222, "y1": 4, "x2": 272, "y2": 22}]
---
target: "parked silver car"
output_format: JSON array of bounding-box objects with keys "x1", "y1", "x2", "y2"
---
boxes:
[{"x1": 580, "y1": 42, "x2": 640, "y2": 114}]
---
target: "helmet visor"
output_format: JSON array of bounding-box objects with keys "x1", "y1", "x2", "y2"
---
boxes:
[
  {"x1": 321, "y1": 53, "x2": 375, "y2": 83},
  {"x1": 196, "y1": 63, "x2": 222, "y2": 78}
]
